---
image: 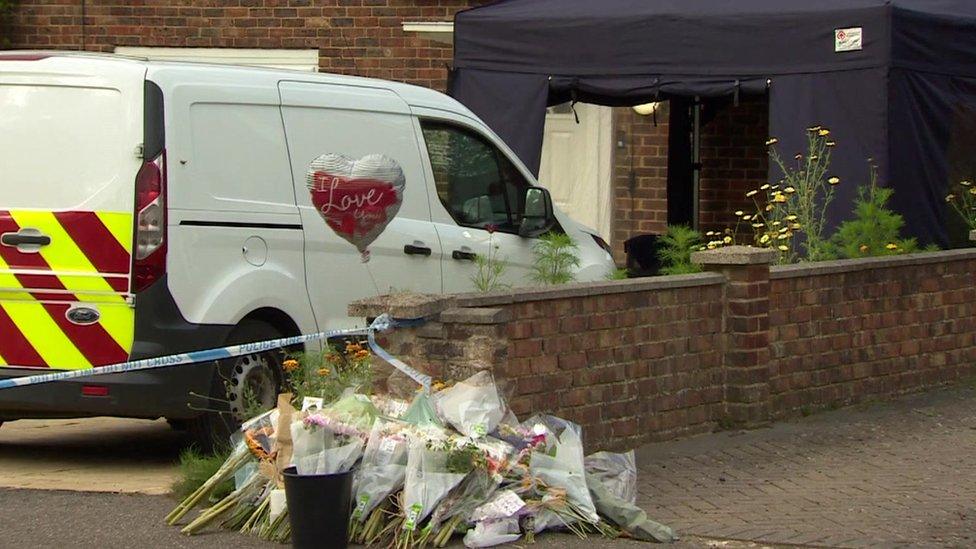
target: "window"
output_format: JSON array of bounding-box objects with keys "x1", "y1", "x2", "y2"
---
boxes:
[{"x1": 420, "y1": 121, "x2": 532, "y2": 233}]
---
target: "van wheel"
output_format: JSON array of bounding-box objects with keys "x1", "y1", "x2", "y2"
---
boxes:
[{"x1": 186, "y1": 320, "x2": 283, "y2": 452}]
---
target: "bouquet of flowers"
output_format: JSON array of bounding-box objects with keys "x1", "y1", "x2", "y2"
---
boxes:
[
  {"x1": 434, "y1": 371, "x2": 506, "y2": 438},
  {"x1": 349, "y1": 417, "x2": 410, "y2": 544}
]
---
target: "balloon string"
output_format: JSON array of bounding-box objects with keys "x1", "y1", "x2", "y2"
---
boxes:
[{"x1": 365, "y1": 260, "x2": 381, "y2": 296}]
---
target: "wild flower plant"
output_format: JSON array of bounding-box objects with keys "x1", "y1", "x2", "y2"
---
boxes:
[
  {"x1": 471, "y1": 225, "x2": 510, "y2": 292},
  {"x1": 945, "y1": 179, "x2": 976, "y2": 231}
]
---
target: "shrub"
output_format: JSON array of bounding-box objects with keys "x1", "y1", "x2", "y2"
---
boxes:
[
  {"x1": 657, "y1": 225, "x2": 703, "y2": 275},
  {"x1": 824, "y1": 166, "x2": 918, "y2": 258},
  {"x1": 530, "y1": 231, "x2": 580, "y2": 285}
]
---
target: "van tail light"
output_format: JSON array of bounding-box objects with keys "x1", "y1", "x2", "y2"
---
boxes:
[{"x1": 131, "y1": 151, "x2": 167, "y2": 293}]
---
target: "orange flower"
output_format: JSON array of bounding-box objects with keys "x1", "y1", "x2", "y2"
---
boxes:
[
  {"x1": 354, "y1": 349, "x2": 370, "y2": 360},
  {"x1": 317, "y1": 368, "x2": 330, "y2": 376},
  {"x1": 282, "y1": 359, "x2": 299, "y2": 373}
]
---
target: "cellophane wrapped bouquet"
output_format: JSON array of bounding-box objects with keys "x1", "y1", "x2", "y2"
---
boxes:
[{"x1": 166, "y1": 367, "x2": 674, "y2": 547}]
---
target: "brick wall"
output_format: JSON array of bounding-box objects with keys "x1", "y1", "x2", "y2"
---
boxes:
[
  {"x1": 769, "y1": 253, "x2": 976, "y2": 417},
  {"x1": 352, "y1": 246, "x2": 976, "y2": 451},
  {"x1": 8, "y1": 0, "x2": 486, "y2": 92},
  {"x1": 698, "y1": 96, "x2": 770, "y2": 235}
]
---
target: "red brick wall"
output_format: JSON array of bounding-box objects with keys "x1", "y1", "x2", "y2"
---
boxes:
[
  {"x1": 611, "y1": 106, "x2": 669, "y2": 263},
  {"x1": 354, "y1": 248, "x2": 976, "y2": 450},
  {"x1": 698, "y1": 96, "x2": 770, "y2": 235},
  {"x1": 8, "y1": 0, "x2": 486, "y2": 92},
  {"x1": 768, "y1": 253, "x2": 976, "y2": 417}
]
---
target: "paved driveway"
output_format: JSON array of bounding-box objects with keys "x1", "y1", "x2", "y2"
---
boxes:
[
  {"x1": 1, "y1": 384, "x2": 974, "y2": 547},
  {"x1": 637, "y1": 384, "x2": 976, "y2": 548}
]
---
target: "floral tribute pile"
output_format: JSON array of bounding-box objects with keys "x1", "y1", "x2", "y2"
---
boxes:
[{"x1": 166, "y1": 369, "x2": 675, "y2": 547}]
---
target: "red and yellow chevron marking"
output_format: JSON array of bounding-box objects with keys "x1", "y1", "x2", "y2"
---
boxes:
[{"x1": 0, "y1": 210, "x2": 134, "y2": 370}]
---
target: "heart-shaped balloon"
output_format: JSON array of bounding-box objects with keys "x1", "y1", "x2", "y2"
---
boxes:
[{"x1": 305, "y1": 153, "x2": 405, "y2": 254}]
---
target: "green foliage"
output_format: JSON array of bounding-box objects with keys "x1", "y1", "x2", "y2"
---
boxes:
[
  {"x1": 824, "y1": 167, "x2": 918, "y2": 259},
  {"x1": 471, "y1": 231, "x2": 510, "y2": 292},
  {"x1": 657, "y1": 225, "x2": 703, "y2": 275},
  {"x1": 284, "y1": 341, "x2": 373, "y2": 407},
  {"x1": 172, "y1": 446, "x2": 235, "y2": 502},
  {"x1": 605, "y1": 267, "x2": 630, "y2": 280},
  {"x1": 530, "y1": 231, "x2": 580, "y2": 285},
  {"x1": 945, "y1": 179, "x2": 976, "y2": 231},
  {"x1": 766, "y1": 127, "x2": 839, "y2": 261}
]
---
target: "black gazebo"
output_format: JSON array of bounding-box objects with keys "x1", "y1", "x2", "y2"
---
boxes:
[{"x1": 450, "y1": 0, "x2": 976, "y2": 246}]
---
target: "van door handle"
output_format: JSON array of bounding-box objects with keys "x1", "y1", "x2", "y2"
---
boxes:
[
  {"x1": 403, "y1": 244, "x2": 432, "y2": 256},
  {"x1": 452, "y1": 250, "x2": 477, "y2": 261},
  {"x1": 1, "y1": 231, "x2": 51, "y2": 248}
]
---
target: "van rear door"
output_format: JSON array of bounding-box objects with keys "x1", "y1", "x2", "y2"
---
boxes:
[{"x1": 0, "y1": 55, "x2": 143, "y2": 370}]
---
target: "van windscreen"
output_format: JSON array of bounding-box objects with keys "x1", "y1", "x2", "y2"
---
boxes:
[{"x1": 0, "y1": 84, "x2": 135, "y2": 210}]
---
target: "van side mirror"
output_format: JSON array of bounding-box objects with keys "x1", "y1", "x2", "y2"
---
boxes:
[{"x1": 519, "y1": 187, "x2": 556, "y2": 238}]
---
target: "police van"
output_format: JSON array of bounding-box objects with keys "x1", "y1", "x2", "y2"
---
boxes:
[{"x1": 0, "y1": 52, "x2": 615, "y2": 444}]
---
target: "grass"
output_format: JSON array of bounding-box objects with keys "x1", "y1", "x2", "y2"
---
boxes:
[{"x1": 171, "y1": 446, "x2": 235, "y2": 502}]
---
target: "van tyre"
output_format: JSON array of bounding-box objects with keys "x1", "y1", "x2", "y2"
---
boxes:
[{"x1": 186, "y1": 320, "x2": 284, "y2": 452}]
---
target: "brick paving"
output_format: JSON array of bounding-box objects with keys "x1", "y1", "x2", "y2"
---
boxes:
[{"x1": 635, "y1": 384, "x2": 976, "y2": 548}]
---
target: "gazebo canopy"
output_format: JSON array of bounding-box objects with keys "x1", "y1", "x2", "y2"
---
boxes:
[{"x1": 450, "y1": 0, "x2": 976, "y2": 245}]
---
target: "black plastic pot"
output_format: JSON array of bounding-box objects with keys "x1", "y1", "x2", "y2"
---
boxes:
[{"x1": 282, "y1": 466, "x2": 353, "y2": 549}]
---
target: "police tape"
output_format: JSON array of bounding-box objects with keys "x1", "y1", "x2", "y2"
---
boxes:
[{"x1": 0, "y1": 314, "x2": 431, "y2": 392}]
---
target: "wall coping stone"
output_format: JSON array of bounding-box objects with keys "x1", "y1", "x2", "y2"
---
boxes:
[
  {"x1": 691, "y1": 245, "x2": 777, "y2": 266},
  {"x1": 770, "y1": 248, "x2": 976, "y2": 280},
  {"x1": 439, "y1": 307, "x2": 511, "y2": 325},
  {"x1": 970, "y1": 229, "x2": 976, "y2": 242},
  {"x1": 348, "y1": 293, "x2": 456, "y2": 320},
  {"x1": 455, "y1": 272, "x2": 725, "y2": 307}
]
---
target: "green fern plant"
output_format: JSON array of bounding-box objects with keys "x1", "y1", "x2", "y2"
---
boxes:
[
  {"x1": 530, "y1": 231, "x2": 580, "y2": 285},
  {"x1": 657, "y1": 225, "x2": 704, "y2": 275},
  {"x1": 824, "y1": 166, "x2": 918, "y2": 258}
]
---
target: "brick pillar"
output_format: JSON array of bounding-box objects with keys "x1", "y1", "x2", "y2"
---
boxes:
[
  {"x1": 348, "y1": 295, "x2": 510, "y2": 397},
  {"x1": 692, "y1": 246, "x2": 776, "y2": 427}
]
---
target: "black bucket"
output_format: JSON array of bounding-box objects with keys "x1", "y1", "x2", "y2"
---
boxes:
[{"x1": 282, "y1": 466, "x2": 353, "y2": 549}]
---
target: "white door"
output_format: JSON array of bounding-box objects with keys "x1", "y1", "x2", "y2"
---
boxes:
[
  {"x1": 416, "y1": 120, "x2": 540, "y2": 293},
  {"x1": 278, "y1": 82, "x2": 442, "y2": 328},
  {"x1": 537, "y1": 103, "x2": 613, "y2": 241}
]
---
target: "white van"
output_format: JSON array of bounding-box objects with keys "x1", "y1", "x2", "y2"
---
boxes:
[{"x1": 0, "y1": 52, "x2": 615, "y2": 443}]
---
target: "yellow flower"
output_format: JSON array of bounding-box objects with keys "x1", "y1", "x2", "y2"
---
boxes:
[
  {"x1": 742, "y1": 215, "x2": 753, "y2": 221},
  {"x1": 810, "y1": 155, "x2": 819, "y2": 161},
  {"x1": 777, "y1": 245, "x2": 789, "y2": 252},
  {"x1": 784, "y1": 186, "x2": 796, "y2": 194},
  {"x1": 765, "y1": 204, "x2": 774, "y2": 212},
  {"x1": 946, "y1": 194, "x2": 956, "y2": 202},
  {"x1": 826, "y1": 140, "x2": 836, "y2": 147},
  {"x1": 791, "y1": 223, "x2": 802, "y2": 230},
  {"x1": 886, "y1": 243, "x2": 899, "y2": 250},
  {"x1": 859, "y1": 245, "x2": 869, "y2": 253},
  {"x1": 317, "y1": 367, "x2": 330, "y2": 376},
  {"x1": 807, "y1": 125, "x2": 822, "y2": 132},
  {"x1": 778, "y1": 233, "x2": 791, "y2": 240},
  {"x1": 970, "y1": 187, "x2": 976, "y2": 196},
  {"x1": 760, "y1": 234, "x2": 771, "y2": 244},
  {"x1": 761, "y1": 184, "x2": 771, "y2": 190},
  {"x1": 773, "y1": 193, "x2": 787, "y2": 203},
  {"x1": 282, "y1": 359, "x2": 299, "y2": 373},
  {"x1": 818, "y1": 128, "x2": 830, "y2": 136},
  {"x1": 706, "y1": 231, "x2": 716, "y2": 236},
  {"x1": 432, "y1": 380, "x2": 447, "y2": 391},
  {"x1": 794, "y1": 154, "x2": 803, "y2": 160},
  {"x1": 961, "y1": 180, "x2": 972, "y2": 186},
  {"x1": 778, "y1": 226, "x2": 789, "y2": 234},
  {"x1": 746, "y1": 190, "x2": 759, "y2": 198},
  {"x1": 752, "y1": 222, "x2": 765, "y2": 228},
  {"x1": 723, "y1": 236, "x2": 733, "y2": 244},
  {"x1": 735, "y1": 210, "x2": 745, "y2": 217},
  {"x1": 785, "y1": 215, "x2": 798, "y2": 221},
  {"x1": 765, "y1": 138, "x2": 779, "y2": 146},
  {"x1": 771, "y1": 221, "x2": 782, "y2": 227},
  {"x1": 828, "y1": 177, "x2": 841, "y2": 185}
]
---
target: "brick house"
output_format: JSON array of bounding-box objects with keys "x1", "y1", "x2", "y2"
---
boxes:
[{"x1": 6, "y1": 0, "x2": 764, "y2": 265}]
